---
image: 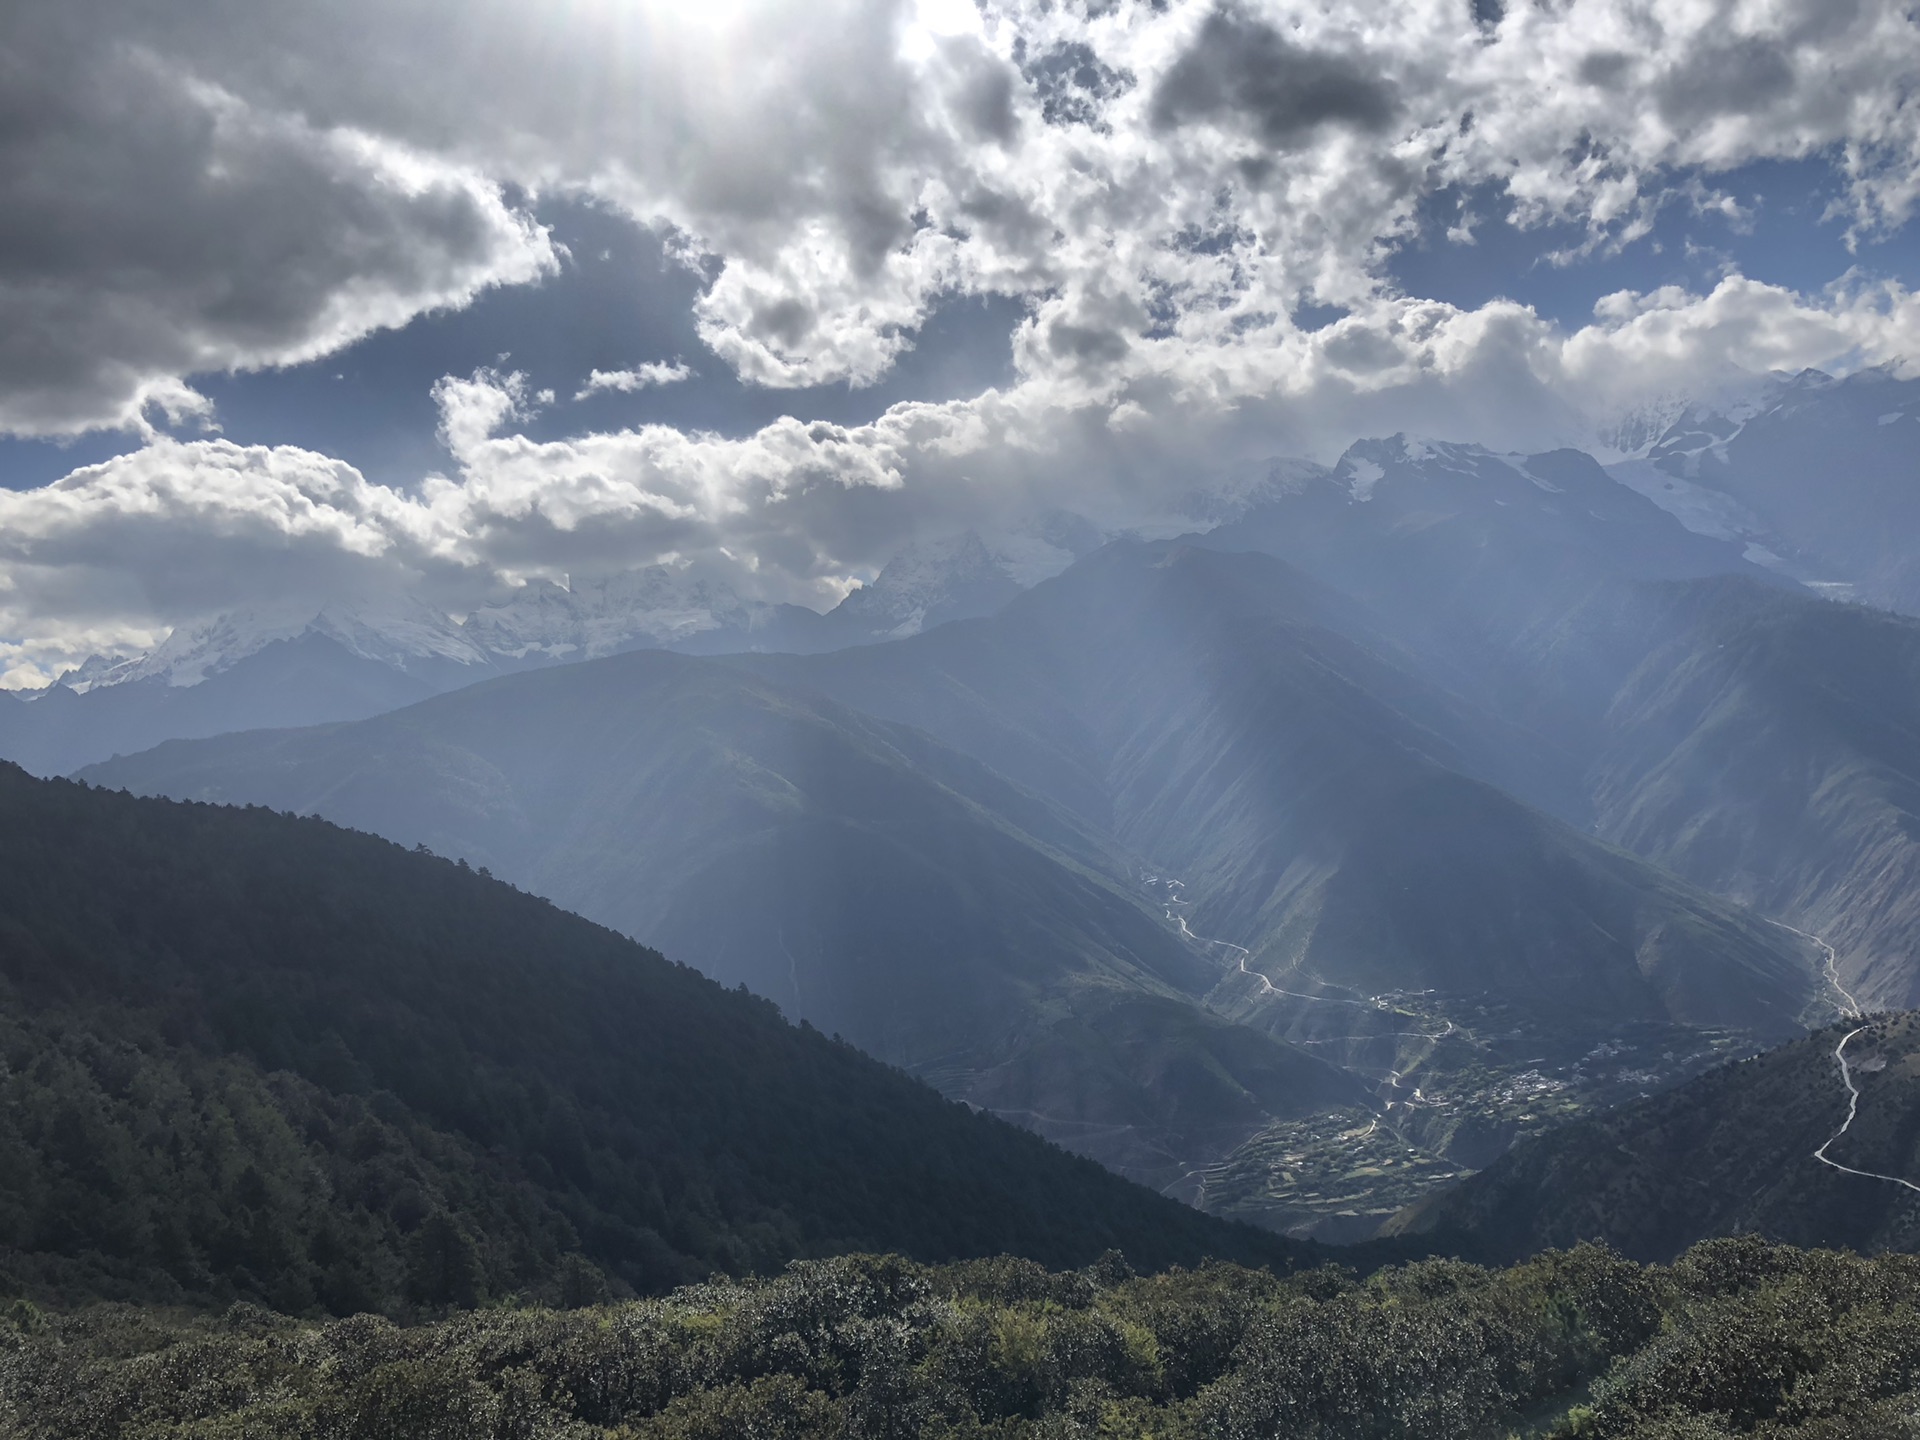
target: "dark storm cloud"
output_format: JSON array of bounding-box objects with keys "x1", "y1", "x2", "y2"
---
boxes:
[
  {"x1": 1045, "y1": 316, "x2": 1132, "y2": 366},
  {"x1": 0, "y1": 9, "x2": 550, "y2": 435},
  {"x1": 1150, "y1": 9, "x2": 1398, "y2": 150},
  {"x1": 750, "y1": 298, "x2": 819, "y2": 352},
  {"x1": 955, "y1": 51, "x2": 1020, "y2": 145}
]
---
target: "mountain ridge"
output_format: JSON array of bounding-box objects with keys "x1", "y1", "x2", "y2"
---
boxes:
[
  {"x1": 79, "y1": 646, "x2": 1378, "y2": 1191},
  {"x1": 0, "y1": 761, "x2": 1308, "y2": 1313}
]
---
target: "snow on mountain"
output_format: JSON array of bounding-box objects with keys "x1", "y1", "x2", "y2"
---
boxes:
[
  {"x1": 1603, "y1": 459, "x2": 1774, "y2": 548},
  {"x1": 46, "y1": 528, "x2": 1086, "y2": 704},
  {"x1": 1598, "y1": 370, "x2": 1813, "y2": 471},
  {"x1": 825, "y1": 521, "x2": 1106, "y2": 640},
  {"x1": 461, "y1": 568, "x2": 771, "y2": 662},
  {"x1": 1331, "y1": 434, "x2": 1516, "y2": 498},
  {"x1": 826, "y1": 533, "x2": 1028, "y2": 640},
  {"x1": 1159, "y1": 458, "x2": 1331, "y2": 528},
  {"x1": 1594, "y1": 393, "x2": 1696, "y2": 461},
  {"x1": 1308, "y1": 434, "x2": 1783, "y2": 590},
  {"x1": 1625, "y1": 365, "x2": 1920, "y2": 612},
  {"x1": 53, "y1": 567, "x2": 799, "y2": 699},
  {"x1": 54, "y1": 650, "x2": 147, "y2": 695},
  {"x1": 60, "y1": 595, "x2": 493, "y2": 692},
  {"x1": 1568, "y1": 366, "x2": 1920, "y2": 613}
]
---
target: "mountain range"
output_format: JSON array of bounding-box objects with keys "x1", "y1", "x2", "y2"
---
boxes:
[
  {"x1": 83, "y1": 537, "x2": 1833, "y2": 1226},
  {"x1": 12, "y1": 364, "x2": 1914, "y2": 778},
  {"x1": 25, "y1": 364, "x2": 1920, "y2": 1243},
  {"x1": 0, "y1": 528, "x2": 1094, "y2": 778},
  {"x1": 1627, "y1": 364, "x2": 1920, "y2": 613},
  {"x1": 76, "y1": 632, "x2": 1378, "y2": 1190},
  {"x1": 734, "y1": 540, "x2": 1821, "y2": 1034}
]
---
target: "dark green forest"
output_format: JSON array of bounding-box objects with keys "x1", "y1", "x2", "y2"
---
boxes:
[
  {"x1": 6, "y1": 1238, "x2": 1918, "y2": 1438},
  {"x1": 0, "y1": 764, "x2": 1299, "y2": 1316}
]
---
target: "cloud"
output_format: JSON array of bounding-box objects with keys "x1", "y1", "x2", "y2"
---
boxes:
[
  {"x1": 0, "y1": 437, "x2": 425, "y2": 683},
  {"x1": 573, "y1": 362, "x2": 696, "y2": 400},
  {"x1": 5, "y1": 0, "x2": 1918, "y2": 429},
  {"x1": 5, "y1": 269, "x2": 1917, "y2": 684},
  {"x1": 1654, "y1": 37, "x2": 1797, "y2": 126},
  {"x1": 0, "y1": 6, "x2": 557, "y2": 436},
  {"x1": 1149, "y1": 9, "x2": 1398, "y2": 149},
  {"x1": 1020, "y1": 38, "x2": 1135, "y2": 131},
  {"x1": 2, "y1": 0, "x2": 1919, "y2": 675},
  {"x1": 8, "y1": 0, "x2": 1914, "y2": 428}
]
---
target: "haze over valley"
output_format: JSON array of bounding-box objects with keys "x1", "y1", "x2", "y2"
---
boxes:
[{"x1": 62, "y1": 371, "x2": 1920, "y2": 1244}]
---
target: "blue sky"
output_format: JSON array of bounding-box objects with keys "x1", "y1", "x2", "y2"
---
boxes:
[{"x1": 1389, "y1": 157, "x2": 1920, "y2": 328}]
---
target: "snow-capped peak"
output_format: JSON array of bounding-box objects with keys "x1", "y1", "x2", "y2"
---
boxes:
[
  {"x1": 68, "y1": 594, "x2": 491, "y2": 691},
  {"x1": 52, "y1": 650, "x2": 147, "y2": 694},
  {"x1": 1593, "y1": 370, "x2": 1814, "y2": 468},
  {"x1": 1332, "y1": 434, "x2": 1501, "y2": 498},
  {"x1": 461, "y1": 566, "x2": 763, "y2": 661},
  {"x1": 1594, "y1": 393, "x2": 1695, "y2": 461},
  {"x1": 830, "y1": 532, "x2": 1025, "y2": 639},
  {"x1": 827, "y1": 521, "x2": 1102, "y2": 640}
]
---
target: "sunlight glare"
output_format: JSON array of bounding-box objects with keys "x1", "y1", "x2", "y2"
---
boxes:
[{"x1": 901, "y1": 0, "x2": 983, "y2": 62}]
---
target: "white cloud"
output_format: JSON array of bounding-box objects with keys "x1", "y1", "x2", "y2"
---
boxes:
[
  {"x1": 13, "y1": 0, "x2": 1915, "y2": 428},
  {"x1": 573, "y1": 362, "x2": 696, "y2": 400},
  {"x1": 5, "y1": 268, "x2": 1916, "y2": 685}
]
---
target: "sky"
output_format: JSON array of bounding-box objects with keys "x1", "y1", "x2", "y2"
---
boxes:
[{"x1": 1, "y1": 0, "x2": 1918, "y2": 683}]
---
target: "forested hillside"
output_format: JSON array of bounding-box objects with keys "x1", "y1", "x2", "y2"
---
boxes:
[
  {"x1": 78, "y1": 649, "x2": 1374, "y2": 1192},
  {"x1": 1399, "y1": 1013, "x2": 1920, "y2": 1262},
  {"x1": 0, "y1": 764, "x2": 1302, "y2": 1315},
  {"x1": 7, "y1": 1238, "x2": 1917, "y2": 1439}
]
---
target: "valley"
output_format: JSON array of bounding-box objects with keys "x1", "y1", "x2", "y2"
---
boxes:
[
  {"x1": 17, "y1": 368, "x2": 1920, "y2": 1267},
  {"x1": 1195, "y1": 1007, "x2": 1769, "y2": 1240},
  {"x1": 1400, "y1": 1010, "x2": 1920, "y2": 1261},
  {"x1": 1139, "y1": 869, "x2": 1790, "y2": 1235},
  {"x1": 81, "y1": 536, "x2": 1835, "y2": 1238},
  {"x1": 8, "y1": 12, "x2": 1920, "y2": 1432}
]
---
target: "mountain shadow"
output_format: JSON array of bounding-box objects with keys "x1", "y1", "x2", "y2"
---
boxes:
[
  {"x1": 0, "y1": 763, "x2": 1307, "y2": 1313},
  {"x1": 1586, "y1": 578, "x2": 1920, "y2": 1009}
]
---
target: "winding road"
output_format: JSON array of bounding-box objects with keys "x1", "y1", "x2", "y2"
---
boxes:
[
  {"x1": 1812, "y1": 1025, "x2": 1920, "y2": 1195},
  {"x1": 1782, "y1": 920, "x2": 1920, "y2": 1195}
]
